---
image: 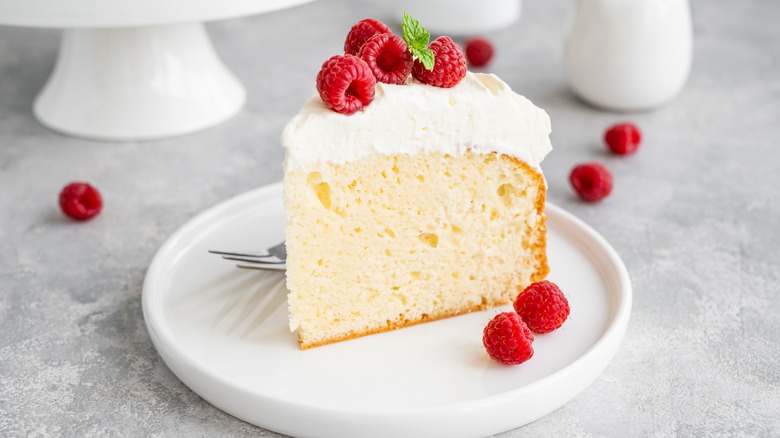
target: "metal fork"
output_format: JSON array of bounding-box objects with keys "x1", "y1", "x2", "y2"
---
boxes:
[{"x1": 209, "y1": 242, "x2": 286, "y2": 271}]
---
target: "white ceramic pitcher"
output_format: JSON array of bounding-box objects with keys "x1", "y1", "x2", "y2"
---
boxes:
[{"x1": 564, "y1": 0, "x2": 693, "y2": 111}]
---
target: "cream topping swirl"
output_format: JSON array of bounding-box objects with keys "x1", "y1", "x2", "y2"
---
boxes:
[{"x1": 281, "y1": 72, "x2": 552, "y2": 171}]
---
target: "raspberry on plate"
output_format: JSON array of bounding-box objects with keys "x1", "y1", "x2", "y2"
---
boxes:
[
  {"x1": 59, "y1": 182, "x2": 103, "y2": 221},
  {"x1": 358, "y1": 33, "x2": 412, "y2": 85},
  {"x1": 483, "y1": 312, "x2": 535, "y2": 365},
  {"x1": 513, "y1": 280, "x2": 570, "y2": 334},
  {"x1": 604, "y1": 122, "x2": 642, "y2": 155},
  {"x1": 316, "y1": 54, "x2": 377, "y2": 115},
  {"x1": 412, "y1": 36, "x2": 467, "y2": 88},
  {"x1": 464, "y1": 37, "x2": 494, "y2": 68},
  {"x1": 344, "y1": 18, "x2": 392, "y2": 56},
  {"x1": 569, "y1": 162, "x2": 613, "y2": 202}
]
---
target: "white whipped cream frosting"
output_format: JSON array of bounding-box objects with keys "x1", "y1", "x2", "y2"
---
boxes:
[{"x1": 281, "y1": 72, "x2": 552, "y2": 171}]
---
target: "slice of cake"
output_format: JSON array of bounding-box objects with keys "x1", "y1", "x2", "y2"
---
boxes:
[{"x1": 281, "y1": 17, "x2": 552, "y2": 349}]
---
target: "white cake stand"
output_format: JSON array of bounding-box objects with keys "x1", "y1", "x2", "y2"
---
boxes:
[{"x1": 0, "y1": 0, "x2": 314, "y2": 140}]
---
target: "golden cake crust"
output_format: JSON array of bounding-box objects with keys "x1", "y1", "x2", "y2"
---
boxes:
[{"x1": 501, "y1": 154, "x2": 550, "y2": 283}]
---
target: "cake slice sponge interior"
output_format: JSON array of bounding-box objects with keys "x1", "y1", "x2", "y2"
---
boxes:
[{"x1": 284, "y1": 151, "x2": 548, "y2": 349}]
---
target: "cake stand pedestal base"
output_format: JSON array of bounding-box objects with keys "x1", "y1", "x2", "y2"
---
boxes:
[{"x1": 33, "y1": 22, "x2": 246, "y2": 141}]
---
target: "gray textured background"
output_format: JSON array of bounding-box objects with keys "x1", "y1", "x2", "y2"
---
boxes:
[{"x1": 1, "y1": 0, "x2": 779, "y2": 436}]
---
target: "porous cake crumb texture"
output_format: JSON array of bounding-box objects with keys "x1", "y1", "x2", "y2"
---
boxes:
[{"x1": 284, "y1": 151, "x2": 548, "y2": 349}]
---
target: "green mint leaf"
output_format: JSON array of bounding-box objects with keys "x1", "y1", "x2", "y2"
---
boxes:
[
  {"x1": 402, "y1": 12, "x2": 428, "y2": 50},
  {"x1": 414, "y1": 47, "x2": 435, "y2": 71},
  {"x1": 401, "y1": 12, "x2": 434, "y2": 71}
]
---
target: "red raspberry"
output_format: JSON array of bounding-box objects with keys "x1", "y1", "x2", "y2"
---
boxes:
[
  {"x1": 569, "y1": 162, "x2": 613, "y2": 202},
  {"x1": 604, "y1": 122, "x2": 642, "y2": 155},
  {"x1": 482, "y1": 312, "x2": 535, "y2": 365},
  {"x1": 59, "y1": 182, "x2": 103, "y2": 221},
  {"x1": 344, "y1": 18, "x2": 392, "y2": 56},
  {"x1": 464, "y1": 37, "x2": 494, "y2": 68},
  {"x1": 316, "y1": 55, "x2": 377, "y2": 115},
  {"x1": 412, "y1": 36, "x2": 467, "y2": 88},
  {"x1": 358, "y1": 33, "x2": 412, "y2": 85},
  {"x1": 513, "y1": 281, "x2": 570, "y2": 334}
]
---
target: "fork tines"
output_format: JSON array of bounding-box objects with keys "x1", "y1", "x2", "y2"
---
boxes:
[
  {"x1": 208, "y1": 250, "x2": 274, "y2": 259},
  {"x1": 221, "y1": 255, "x2": 285, "y2": 265},
  {"x1": 210, "y1": 243, "x2": 286, "y2": 271}
]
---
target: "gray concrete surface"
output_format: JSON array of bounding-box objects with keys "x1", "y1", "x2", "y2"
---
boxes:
[{"x1": 1, "y1": 0, "x2": 779, "y2": 436}]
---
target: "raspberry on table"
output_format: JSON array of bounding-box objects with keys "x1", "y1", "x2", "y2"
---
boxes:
[
  {"x1": 316, "y1": 54, "x2": 377, "y2": 115},
  {"x1": 59, "y1": 182, "x2": 103, "y2": 221},
  {"x1": 569, "y1": 162, "x2": 613, "y2": 202},
  {"x1": 344, "y1": 18, "x2": 392, "y2": 56},
  {"x1": 358, "y1": 33, "x2": 412, "y2": 85},
  {"x1": 482, "y1": 312, "x2": 535, "y2": 365},
  {"x1": 412, "y1": 36, "x2": 467, "y2": 88},
  {"x1": 604, "y1": 122, "x2": 642, "y2": 155},
  {"x1": 464, "y1": 37, "x2": 494, "y2": 68},
  {"x1": 513, "y1": 281, "x2": 570, "y2": 334}
]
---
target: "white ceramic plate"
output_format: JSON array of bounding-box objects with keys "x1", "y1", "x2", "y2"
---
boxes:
[{"x1": 142, "y1": 183, "x2": 631, "y2": 438}]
